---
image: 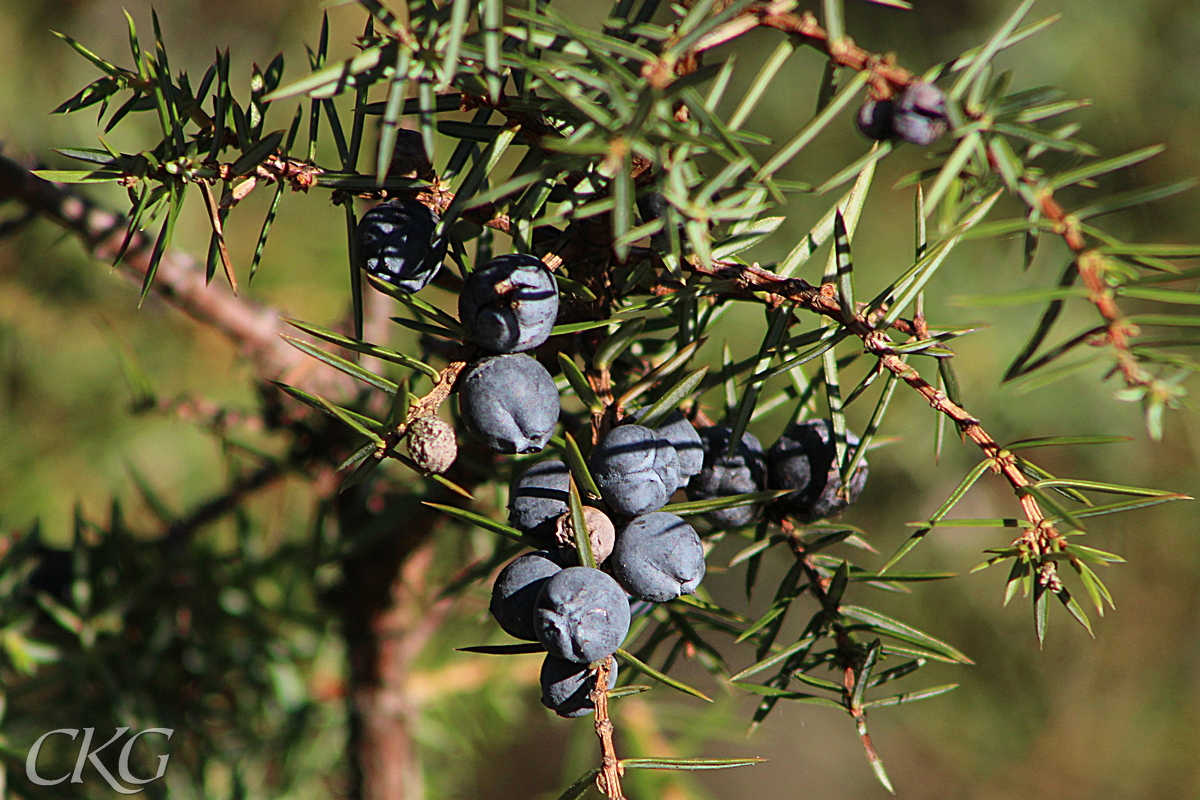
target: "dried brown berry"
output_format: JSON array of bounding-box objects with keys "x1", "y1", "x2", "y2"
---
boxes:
[
  {"x1": 553, "y1": 506, "x2": 617, "y2": 565},
  {"x1": 406, "y1": 416, "x2": 457, "y2": 474}
]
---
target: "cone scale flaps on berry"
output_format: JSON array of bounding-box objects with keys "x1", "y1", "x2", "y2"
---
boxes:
[
  {"x1": 631, "y1": 408, "x2": 704, "y2": 490},
  {"x1": 533, "y1": 567, "x2": 631, "y2": 665},
  {"x1": 610, "y1": 512, "x2": 705, "y2": 603}
]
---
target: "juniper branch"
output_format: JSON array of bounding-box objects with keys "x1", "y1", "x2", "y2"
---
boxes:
[
  {"x1": 0, "y1": 148, "x2": 356, "y2": 400},
  {"x1": 690, "y1": 258, "x2": 1056, "y2": 548}
]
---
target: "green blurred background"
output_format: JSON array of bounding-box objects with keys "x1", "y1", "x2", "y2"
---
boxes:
[{"x1": 1, "y1": 0, "x2": 1198, "y2": 798}]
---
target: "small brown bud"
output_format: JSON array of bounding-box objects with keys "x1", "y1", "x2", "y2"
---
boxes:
[
  {"x1": 554, "y1": 506, "x2": 617, "y2": 565},
  {"x1": 406, "y1": 415, "x2": 457, "y2": 474}
]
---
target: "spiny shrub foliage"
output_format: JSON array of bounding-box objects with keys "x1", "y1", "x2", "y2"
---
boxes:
[{"x1": 13, "y1": 0, "x2": 1200, "y2": 796}]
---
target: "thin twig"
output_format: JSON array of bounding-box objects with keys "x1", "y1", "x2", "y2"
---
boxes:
[
  {"x1": 686, "y1": 4, "x2": 914, "y2": 97},
  {"x1": 1035, "y1": 191, "x2": 1149, "y2": 389},
  {"x1": 406, "y1": 361, "x2": 468, "y2": 424},
  {"x1": 590, "y1": 657, "x2": 626, "y2": 800}
]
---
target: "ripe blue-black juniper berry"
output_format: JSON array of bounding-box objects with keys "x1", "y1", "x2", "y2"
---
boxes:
[
  {"x1": 631, "y1": 408, "x2": 704, "y2": 490},
  {"x1": 590, "y1": 424, "x2": 681, "y2": 516},
  {"x1": 540, "y1": 654, "x2": 619, "y2": 718},
  {"x1": 768, "y1": 420, "x2": 869, "y2": 524},
  {"x1": 687, "y1": 426, "x2": 768, "y2": 527},
  {"x1": 610, "y1": 512, "x2": 705, "y2": 603},
  {"x1": 508, "y1": 460, "x2": 571, "y2": 544},
  {"x1": 894, "y1": 82, "x2": 950, "y2": 147},
  {"x1": 856, "y1": 81, "x2": 949, "y2": 147},
  {"x1": 30, "y1": 0, "x2": 1200, "y2": 796},
  {"x1": 457, "y1": 353, "x2": 559, "y2": 454},
  {"x1": 489, "y1": 551, "x2": 564, "y2": 641},
  {"x1": 459, "y1": 254, "x2": 559, "y2": 353},
  {"x1": 533, "y1": 567, "x2": 631, "y2": 664},
  {"x1": 355, "y1": 198, "x2": 446, "y2": 292},
  {"x1": 856, "y1": 96, "x2": 896, "y2": 141}
]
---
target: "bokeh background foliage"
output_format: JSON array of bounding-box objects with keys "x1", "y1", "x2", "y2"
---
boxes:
[{"x1": 0, "y1": 0, "x2": 1198, "y2": 799}]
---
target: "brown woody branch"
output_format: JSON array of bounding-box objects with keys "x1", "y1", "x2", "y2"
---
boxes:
[
  {"x1": 0, "y1": 148, "x2": 472, "y2": 800},
  {"x1": 974, "y1": 144, "x2": 1150, "y2": 391},
  {"x1": 165, "y1": 460, "x2": 288, "y2": 546},
  {"x1": 658, "y1": 6, "x2": 1051, "y2": 532}
]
